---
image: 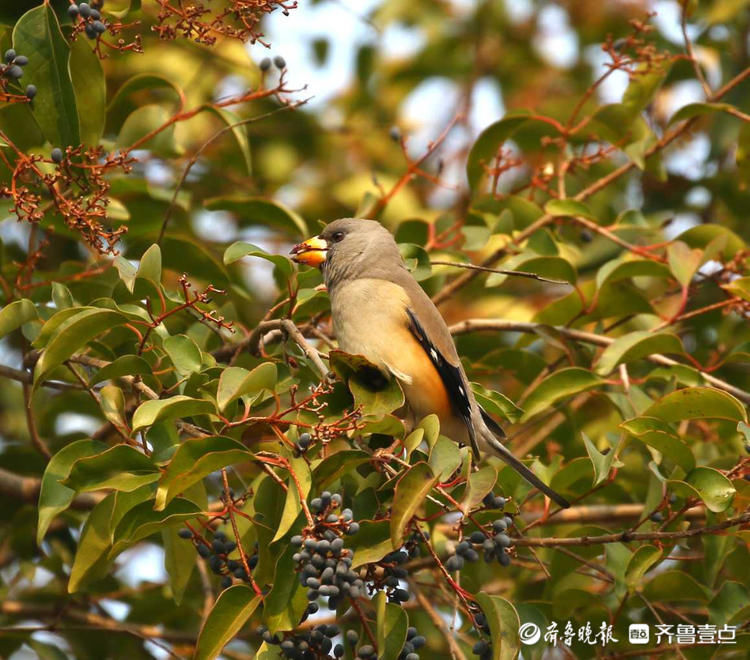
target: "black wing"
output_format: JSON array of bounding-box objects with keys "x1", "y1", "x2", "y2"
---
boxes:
[{"x1": 405, "y1": 308, "x2": 480, "y2": 459}]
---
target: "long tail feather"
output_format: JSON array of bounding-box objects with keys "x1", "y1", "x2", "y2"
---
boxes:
[{"x1": 482, "y1": 431, "x2": 570, "y2": 509}]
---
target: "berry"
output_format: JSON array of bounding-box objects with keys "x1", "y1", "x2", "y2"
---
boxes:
[
  {"x1": 220, "y1": 575, "x2": 232, "y2": 589},
  {"x1": 492, "y1": 519, "x2": 507, "y2": 532},
  {"x1": 68, "y1": 4, "x2": 80, "y2": 18},
  {"x1": 497, "y1": 549, "x2": 511, "y2": 566},
  {"x1": 445, "y1": 554, "x2": 464, "y2": 571},
  {"x1": 4, "y1": 49, "x2": 16, "y2": 63},
  {"x1": 92, "y1": 20, "x2": 107, "y2": 34},
  {"x1": 6, "y1": 65, "x2": 23, "y2": 80},
  {"x1": 290, "y1": 535, "x2": 303, "y2": 546},
  {"x1": 14, "y1": 55, "x2": 28, "y2": 66},
  {"x1": 469, "y1": 531, "x2": 486, "y2": 544},
  {"x1": 347, "y1": 521, "x2": 360, "y2": 535},
  {"x1": 334, "y1": 644, "x2": 344, "y2": 657},
  {"x1": 494, "y1": 533, "x2": 511, "y2": 548},
  {"x1": 79, "y1": 3, "x2": 92, "y2": 18},
  {"x1": 650, "y1": 512, "x2": 664, "y2": 523},
  {"x1": 273, "y1": 55, "x2": 286, "y2": 69},
  {"x1": 177, "y1": 528, "x2": 192, "y2": 539},
  {"x1": 25, "y1": 84, "x2": 37, "y2": 99},
  {"x1": 473, "y1": 640, "x2": 490, "y2": 655},
  {"x1": 51, "y1": 148, "x2": 64, "y2": 163},
  {"x1": 298, "y1": 432, "x2": 311, "y2": 449},
  {"x1": 389, "y1": 126, "x2": 401, "y2": 142},
  {"x1": 259, "y1": 57, "x2": 271, "y2": 71},
  {"x1": 346, "y1": 630, "x2": 359, "y2": 645},
  {"x1": 85, "y1": 23, "x2": 97, "y2": 39},
  {"x1": 90, "y1": 8, "x2": 101, "y2": 20}
]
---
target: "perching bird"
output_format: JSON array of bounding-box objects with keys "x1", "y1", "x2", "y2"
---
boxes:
[{"x1": 291, "y1": 218, "x2": 569, "y2": 508}]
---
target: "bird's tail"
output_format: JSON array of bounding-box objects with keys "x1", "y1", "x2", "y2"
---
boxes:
[{"x1": 480, "y1": 428, "x2": 570, "y2": 509}]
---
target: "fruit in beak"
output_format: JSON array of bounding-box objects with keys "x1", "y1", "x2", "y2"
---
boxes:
[{"x1": 290, "y1": 236, "x2": 328, "y2": 267}]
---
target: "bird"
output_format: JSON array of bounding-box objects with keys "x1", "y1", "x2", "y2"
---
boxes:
[{"x1": 290, "y1": 218, "x2": 569, "y2": 508}]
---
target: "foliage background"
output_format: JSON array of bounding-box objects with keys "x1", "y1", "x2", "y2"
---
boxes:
[{"x1": 1, "y1": 0, "x2": 750, "y2": 658}]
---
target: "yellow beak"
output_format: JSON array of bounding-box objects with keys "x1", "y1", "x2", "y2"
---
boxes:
[{"x1": 290, "y1": 236, "x2": 328, "y2": 267}]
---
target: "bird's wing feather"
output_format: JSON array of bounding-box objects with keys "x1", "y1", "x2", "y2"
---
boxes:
[{"x1": 405, "y1": 308, "x2": 480, "y2": 458}]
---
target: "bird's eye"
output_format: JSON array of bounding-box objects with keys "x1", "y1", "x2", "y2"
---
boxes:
[{"x1": 331, "y1": 231, "x2": 345, "y2": 243}]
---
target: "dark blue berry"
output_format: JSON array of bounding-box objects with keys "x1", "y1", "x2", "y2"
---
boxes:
[
  {"x1": 178, "y1": 528, "x2": 192, "y2": 539},
  {"x1": 273, "y1": 55, "x2": 286, "y2": 70}
]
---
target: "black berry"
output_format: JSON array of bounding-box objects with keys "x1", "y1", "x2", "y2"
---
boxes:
[
  {"x1": 51, "y1": 148, "x2": 64, "y2": 163},
  {"x1": 259, "y1": 57, "x2": 271, "y2": 71},
  {"x1": 25, "y1": 84, "x2": 37, "y2": 99},
  {"x1": 273, "y1": 55, "x2": 286, "y2": 70}
]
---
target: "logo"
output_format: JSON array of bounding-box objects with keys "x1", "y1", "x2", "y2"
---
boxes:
[
  {"x1": 519, "y1": 622, "x2": 541, "y2": 645},
  {"x1": 629, "y1": 624, "x2": 650, "y2": 644}
]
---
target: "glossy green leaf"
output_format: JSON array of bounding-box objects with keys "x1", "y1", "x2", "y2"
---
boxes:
[
  {"x1": 428, "y1": 436, "x2": 462, "y2": 481},
  {"x1": 164, "y1": 334, "x2": 203, "y2": 376},
  {"x1": 37, "y1": 439, "x2": 105, "y2": 544},
  {"x1": 596, "y1": 330, "x2": 684, "y2": 375},
  {"x1": 117, "y1": 104, "x2": 182, "y2": 156},
  {"x1": 64, "y1": 445, "x2": 159, "y2": 493},
  {"x1": 194, "y1": 586, "x2": 261, "y2": 660},
  {"x1": 667, "y1": 240, "x2": 703, "y2": 287},
  {"x1": 0, "y1": 299, "x2": 37, "y2": 339},
  {"x1": 131, "y1": 395, "x2": 215, "y2": 431},
  {"x1": 643, "y1": 570, "x2": 709, "y2": 602},
  {"x1": 155, "y1": 436, "x2": 251, "y2": 510},
  {"x1": 206, "y1": 196, "x2": 307, "y2": 238},
  {"x1": 620, "y1": 417, "x2": 695, "y2": 473},
  {"x1": 544, "y1": 198, "x2": 596, "y2": 221},
  {"x1": 668, "y1": 102, "x2": 736, "y2": 125},
  {"x1": 272, "y1": 456, "x2": 311, "y2": 542},
  {"x1": 595, "y1": 258, "x2": 671, "y2": 289},
  {"x1": 216, "y1": 363, "x2": 277, "y2": 412},
  {"x1": 625, "y1": 545, "x2": 661, "y2": 589},
  {"x1": 475, "y1": 593, "x2": 521, "y2": 660},
  {"x1": 99, "y1": 384, "x2": 127, "y2": 429},
  {"x1": 390, "y1": 462, "x2": 437, "y2": 547},
  {"x1": 347, "y1": 519, "x2": 394, "y2": 568},
  {"x1": 137, "y1": 243, "x2": 162, "y2": 285},
  {"x1": 202, "y1": 106, "x2": 252, "y2": 175},
  {"x1": 582, "y1": 434, "x2": 619, "y2": 487},
  {"x1": 461, "y1": 466, "x2": 497, "y2": 513},
  {"x1": 91, "y1": 355, "x2": 153, "y2": 385},
  {"x1": 263, "y1": 544, "x2": 305, "y2": 633},
  {"x1": 520, "y1": 368, "x2": 602, "y2": 421},
  {"x1": 684, "y1": 467, "x2": 735, "y2": 513},
  {"x1": 375, "y1": 591, "x2": 408, "y2": 660},
  {"x1": 13, "y1": 4, "x2": 79, "y2": 146},
  {"x1": 68, "y1": 36, "x2": 105, "y2": 145},
  {"x1": 112, "y1": 498, "x2": 202, "y2": 553},
  {"x1": 644, "y1": 387, "x2": 747, "y2": 423},
  {"x1": 223, "y1": 241, "x2": 294, "y2": 277}
]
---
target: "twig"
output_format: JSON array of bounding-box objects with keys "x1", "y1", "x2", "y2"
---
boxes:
[
  {"x1": 412, "y1": 584, "x2": 468, "y2": 660},
  {"x1": 430, "y1": 260, "x2": 571, "y2": 286}
]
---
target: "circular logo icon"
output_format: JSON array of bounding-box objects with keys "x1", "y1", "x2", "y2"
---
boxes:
[{"x1": 519, "y1": 622, "x2": 541, "y2": 645}]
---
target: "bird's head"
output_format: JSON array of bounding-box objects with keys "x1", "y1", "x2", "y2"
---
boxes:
[{"x1": 291, "y1": 218, "x2": 403, "y2": 287}]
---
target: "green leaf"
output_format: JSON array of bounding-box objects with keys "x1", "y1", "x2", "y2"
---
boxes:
[
  {"x1": 206, "y1": 197, "x2": 307, "y2": 238},
  {"x1": 644, "y1": 387, "x2": 747, "y2": 423},
  {"x1": 137, "y1": 243, "x2": 162, "y2": 285},
  {"x1": 724, "y1": 276, "x2": 750, "y2": 302},
  {"x1": 708, "y1": 581, "x2": 750, "y2": 626},
  {"x1": 625, "y1": 545, "x2": 661, "y2": 589},
  {"x1": 622, "y1": 65, "x2": 668, "y2": 115},
  {"x1": 0, "y1": 299, "x2": 37, "y2": 339},
  {"x1": 68, "y1": 485, "x2": 153, "y2": 592},
  {"x1": 390, "y1": 462, "x2": 438, "y2": 547},
  {"x1": 131, "y1": 395, "x2": 216, "y2": 432},
  {"x1": 216, "y1": 363, "x2": 277, "y2": 412},
  {"x1": 347, "y1": 519, "x2": 394, "y2": 568},
  {"x1": 461, "y1": 466, "x2": 497, "y2": 513},
  {"x1": 375, "y1": 591, "x2": 408, "y2": 660},
  {"x1": 596, "y1": 330, "x2": 684, "y2": 375},
  {"x1": 330, "y1": 351, "x2": 405, "y2": 417},
  {"x1": 684, "y1": 467, "x2": 735, "y2": 513},
  {"x1": 164, "y1": 334, "x2": 203, "y2": 376},
  {"x1": 667, "y1": 241, "x2": 703, "y2": 287},
  {"x1": 68, "y1": 35, "x2": 105, "y2": 145},
  {"x1": 582, "y1": 434, "x2": 619, "y2": 487},
  {"x1": 544, "y1": 199, "x2": 596, "y2": 221},
  {"x1": 272, "y1": 456, "x2": 311, "y2": 542},
  {"x1": 474, "y1": 593, "x2": 521, "y2": 660},
  {"x1": 428, "y1": 436, "x2": 462, "y2": 481},
  {"x1": 51, "y1": 282, "x2": 74, "y2": 309},
  {"x1": 520, "y1": 368, "x2": 603, "y2": 421},
  {"x1": 64, "y1": 445, "x2": 159, "y2": 493},
  {"x1": 37, "y1": 439, "x2": 105, "y2": 544},
  {"x1": 155, "y1": 436, "x2": 251, "y2": 510},
  {"x1": 33, "y1": 308, "x2": 127, "y2": 387},
  {"x1": 595, "y1": 258, "x2": 671, "y2": 289},
  {"x1": 486, "y1": 255, "x2": 577, "y2": 286},
  {"x1": 162, "y1": 523, "x2": 196, "y2": 605},
  {"x1": 91, "y1": 355, "x2": 153, "y2": 385},
  {"x1": 313, "y1": 450, "x2": 371, "y2": 488},
  {"x1": 668, "y1": 102, "x2": 737, "y2": 125},
  {"x1": 223, "y1": 241, "x2": 294, "y2": 277},
  {"x1": 620, "y1": 417, "x2": 695, "y2": 473},
  {"x1": 13, "y1": 4, "x2": 79, "y2": 147},
  {"x1": 466, "y1": 113, "x2": 529, "y2": 191},
  {"x1": 99, "y1": 384, "x2": 127, "y2": 429},
  {"x1": 643, "y1": 570, "x2": 709, "y2": 602},
  {"x1": 107, "y1": 73, "x2": 183, "y2": 115},
  {"x1": 263, "y1": 544, "x2": 305, "y2": 633},
  {"x1": 194, "y1": 586, "x2": 261, "y2": 660},
  {"x1": 112, "y1": 498, "x2": 202, "y2": 554}
]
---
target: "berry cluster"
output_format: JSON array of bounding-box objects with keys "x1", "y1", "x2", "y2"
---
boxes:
[
  {"x1": 292, "y1": 491, "x2": 362, "y2": 615},
  {"x1": 398, "y1": 626, "x2": 426, "y2": 660},
  {"x1": 179, "y1": 528, "x2": 256, "y2": 589},
  {"x1": 1, "y1": 49, "x2": 36, "y2": 101},
  {"x1": 445, "y1": 511, "x2": 514, "y2": 570},
  {"x1": 471, "y1": 611, "x2": 492, "y2": 659},
  {"x1": 379, "y1": 549, "x2": 411, "y2": 604},
  {"x1": 257, "y1": 623, "x2": 343, "y2": 659},
  {"x1": 259, "y1": 55, "x2": 287, "y2": 71},
  {"x1": 68, "y1": 3, "x2": 108, "y2": 40}
]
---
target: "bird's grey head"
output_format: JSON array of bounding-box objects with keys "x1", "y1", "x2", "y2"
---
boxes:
[{"x1": 291, "y1": 218, "x2": 405, "y2": 290}]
